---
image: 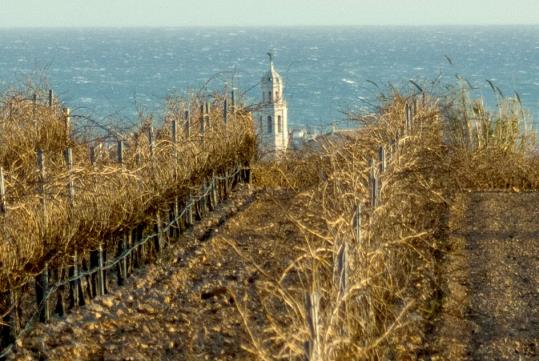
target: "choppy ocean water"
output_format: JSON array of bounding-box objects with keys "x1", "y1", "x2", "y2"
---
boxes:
[{"x1": 0, "y1": 26, "x2": 538, "y2": 130}]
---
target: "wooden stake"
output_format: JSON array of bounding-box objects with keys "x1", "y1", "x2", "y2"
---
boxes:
[
  {"x1": 37, "y1": 149, "x2": 46, "y2": 217},
  {"x1": 231, "y1": 89, "x2": 236, "y2": 121},
  {"x1": 65, "y1": 148, "x2": 75, "y2": 207},
  {"x1": 223, "y1": 98, "x2": 228, "y2": 125},
  {"x1": 378, "y1": 146, "x2": 386, "y2": 174},
  {"x1": 224, "y1": 170, "x2": 229, "y2": 198},
  {"x1": 174, "y1": 197, "x2": 180, "y2": 237},
  {"x1": 337, "y1": 243, "x2": 348, "y2": 297},
  {"x1": 68, "y1": 251, "x2": 80, "y2": 308},
  {"x1": 171, "y1": 119, "x2": 177, "y2": 145},
  {"x1": 64, "y1": 107, "x2": 71, "y2": 141},
  {"x1": 54, "y1": 267, "x2": 66, "y2": 317},
  {"x1": 97, "y1": 244, "x2": 105, "y2": 296},
  {"x1": 200, "y1": 104, "x2": 205, "y2": 144},
  {"x1": 35, "y1": 263, "x2": 50, "y2": 323},
  {"x1": 149, "y1": 126, "x2": 155, "y2": 158},
  {"x1": 369, "y1": 158, "x2": 377, "y2": 208},
  {"x1": 48, "y1": 89, "x2": 53, "y2": 108},
  {"x1": 0, "y1": 167, "x2": 6, "y2": 214},
  {"x1": 117, "y1": 140, "x2": 124, "y2": 165},
  {"x1": 155, "y1": 211, "x2": 163, "y2": 256},
  {"x1": 304, "y1": 292, "x2": 321, "y2": 361},
  {"x1": 0, "y1": 291, "x2": 16, "y2": 349},
  {"x1": 187, "y1": 195, "x2": 193, "y2": 226},
  {"x1": 353, "y1": 204, "x2": 361, "y2": 243},
  {"x1": 184, "y1": 110, "x2": 190, "y2": 138},
  {"x1": 138, "y1": 225, "x2": 145, "y2": 265},
  {"x1": 117, "y1": 233, "x2": 127, "y2": 286},
  {"x1": 205, "y1": 101, "x2": 211, "y2": 129}
]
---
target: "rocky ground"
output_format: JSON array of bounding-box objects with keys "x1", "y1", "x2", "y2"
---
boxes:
[
  {"x1": 8, "y1": 184, "x2": 307, "y2": 360},
  {"x1": 433, "y1": 192, "x2": 539, "y2": 360}
]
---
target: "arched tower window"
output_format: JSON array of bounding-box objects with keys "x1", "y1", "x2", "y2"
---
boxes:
[
  {"x1": 277, "y1": 115, "x2": 282, "y2": 134},
  {"x1": 268, "y1": 91, "x2": 272, "y2": 102},
  {"x1": 267, "y1": 116, "x2": 272, "y2": 133}
]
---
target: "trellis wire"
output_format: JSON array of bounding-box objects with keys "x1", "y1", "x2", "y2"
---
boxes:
[{"x1": 0, "y1": 164, "x2": 246, "y2": 359}]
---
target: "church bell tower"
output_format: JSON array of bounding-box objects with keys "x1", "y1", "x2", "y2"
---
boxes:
[{"x1": 257, "y1": 52, "x2": 288, "y2": 155}]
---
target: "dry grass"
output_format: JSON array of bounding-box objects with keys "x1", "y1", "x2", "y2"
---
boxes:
[
  {"x1": 0, "y1": 85, "x2": 256, "y2": 292},
  {"x1": 243, "y1": 89, "x2": 538, "y2": 360}
]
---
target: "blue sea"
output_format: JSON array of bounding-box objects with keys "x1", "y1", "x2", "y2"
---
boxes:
[{"x1": 1, "y1": 26, "x2": 539, "y2": 130}]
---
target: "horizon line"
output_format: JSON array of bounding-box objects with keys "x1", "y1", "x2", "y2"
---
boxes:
[{"x1": 1, "y1": 23, "x2": 539, "y2": 29}]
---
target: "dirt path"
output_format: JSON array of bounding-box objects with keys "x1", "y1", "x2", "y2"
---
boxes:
[
  {"x1": 434, "y1": 192, "x2": 539, "y2": 360},
  {"x1": 9, "y1": 185, "x2": 305, "y2": 361}
]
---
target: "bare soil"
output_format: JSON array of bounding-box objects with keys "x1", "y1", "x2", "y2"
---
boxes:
[
  {"x1": 8, "y1": 188, "x2": 539, "y2": 360},
  {"x1": 8, "y1": 185, "x2": 306, "y2": 361},
  {"x1": 433, "y1": 192, "x2": 539, "y2": 360}
]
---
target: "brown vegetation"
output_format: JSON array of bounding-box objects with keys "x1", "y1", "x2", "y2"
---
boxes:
[
  {"x1": 244, "y1": 89, "x2": 538, "y2": 360},
  {"x1": 0, "y1": 85, "x2": 256, "y2": 292}
]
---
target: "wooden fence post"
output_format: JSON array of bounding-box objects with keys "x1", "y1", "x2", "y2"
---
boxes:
[
  {"x1": 37, "y1": 149, "x2": 46, "y2": 219},
  {"x1": 117, "y1": 140, "x2": 124, "y2": 165},
  {"x1": 48, "y1": 89, "x2": 53, "y2": 108},
  {"x1": 171, "y1": 118, "x2": 179, "y2": 238},
  {"x1": 184, "y1": 110, "x2": 190, "y2": 138},
  {"x1": 0, "y1": 167, "x2": 6, "y2": 214},
  {"x1": 65, "y1": 148, "x2": 75, "y2": 207},
  {"x1": 224, "y1": 170, "x2": 229, "y2": 198},
  {"x1": 200, "y1": 104, "x2": 205, "y2": 144},
  {"x1": 0, "y1": 292, "x2": 10, "y2": 350},
  {"x1": 337, "y1": 243, "x2": 348, "y2": 295},
  {"x1": 89, "y1": 246, "x2": 104, "y2": 298},
  {"x1": 155, "y1": 211, "x2": 163, "y2": 256},
  {"x1": 205, "y1": 101, "x2": 211, "y2": 129},
  {"x1": 131, "y1": 228, "x2": 139, "y2": 268},
  {"x1": 35, "y1": 263, "x2": 50, "y2": 323},
  {"x1": 211, "y1": 173, "x2": 218, "y2": 207},
  {"x1": 137, "y1": 225, "x2": 145, "y2": 266},
  {"x1": 304, "y1": 292, "x2": 321, "y2": 361},
  {"x1": 336, "y1": 241, "x2": 349, "y2": 337},
  {"x1": 0, "y1": 289, "x2": 19, "y2": 349},
  {"x1": 187, "y1": 194, "x2": 193, "y2": 226},
  {"x1": 97, "y1": 244, "x2": 105, "y2": 296},
  {"x1": 378, "y1": 146, "x2": 386, "y2": 174},
  {"x1": 116, "y1": 141, "x2": 128, "y2": 286},
  {"x1": 172, "y1": 119, "x2": 177, "y2": 149},
  {"x1": 68, "y1": 251, "x2": 81, "y2": 308},
  {"x1": 35, "y1": 150, "x2": 50, "y2": 322},
  {"x1": 117, "y1": 233, "x2": 128, "y2": 286},
  {"x1": 223, "y1": 98, "x2": 228, "y2": 125},
  {"x1": 0, "y1": 170, "x2": 19, "y2": 346},
  {"x1": 369, "y1": 158, "x2": 377, "y2": 208},
  {"x1": 149, "y1": 126, "x2": 155, "y2": 158},
  {"x1": 353, "y1": 204, "x2": 361, "y2": 243},
  {"x1": 64, "y1": 107, "x2": 71, "y2": 142},
  {"x1": 53, "y1": 267, "x2": 66, "y2": 318},
  {"x1": 231, "y1": 89, "x2": 236, "y2": 122}
]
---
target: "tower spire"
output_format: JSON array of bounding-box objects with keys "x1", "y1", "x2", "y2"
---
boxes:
[{"x1": 267, "y1": 50, "x2": 274, "y2": 67}]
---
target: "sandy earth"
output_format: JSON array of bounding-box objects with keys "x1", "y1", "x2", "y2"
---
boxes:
[
  {"x1": 434, "y1": 192, "x2": 539, "y2": 360},
  {"x1": 8, "y1": 185, "x2": 305, "y2": 361}
]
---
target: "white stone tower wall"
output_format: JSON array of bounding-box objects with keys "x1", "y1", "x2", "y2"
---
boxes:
[{"x1": 257, "y1": 54, "x2": 289, "y2": 156}]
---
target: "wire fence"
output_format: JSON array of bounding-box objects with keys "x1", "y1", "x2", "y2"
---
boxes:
[{"x1": 0, "y1": 163, "x2": 249, "y2": 359}]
